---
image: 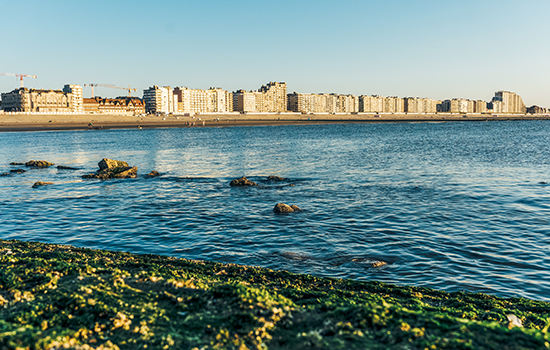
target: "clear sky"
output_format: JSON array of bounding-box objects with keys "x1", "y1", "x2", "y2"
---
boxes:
[{"x1": 1, "y1": 0, "x2": 549, "y2": 106}]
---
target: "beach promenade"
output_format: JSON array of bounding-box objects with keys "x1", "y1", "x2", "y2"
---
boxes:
[{"x1": 0, "y1": 113, "x2": 549, "y2": 132}]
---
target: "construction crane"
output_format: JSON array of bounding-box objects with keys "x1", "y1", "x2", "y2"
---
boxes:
[
  {"x1": 0, "y1": 73, "x2": 37, "y2": 88},
  {"x1": 84, "y1": 83, "x2": 137, "y2": 98}
]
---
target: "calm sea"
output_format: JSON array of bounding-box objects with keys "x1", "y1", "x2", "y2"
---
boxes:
[{"x1": 1, "y1": 121, "x2": 549, "y2": 301}]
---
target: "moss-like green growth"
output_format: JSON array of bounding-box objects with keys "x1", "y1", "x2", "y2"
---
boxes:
[{"x1": 0, "y1": 239, "x2": 549, "y2": 350}]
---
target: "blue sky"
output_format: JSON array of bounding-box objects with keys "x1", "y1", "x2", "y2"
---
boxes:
[{"x1": 1, "y1": 0, "x2": 549, "y2": 106}]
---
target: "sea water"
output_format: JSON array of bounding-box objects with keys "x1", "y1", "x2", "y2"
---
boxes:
[{"x1": 1, "y1": 120, "x2": 549, "y2": 301}]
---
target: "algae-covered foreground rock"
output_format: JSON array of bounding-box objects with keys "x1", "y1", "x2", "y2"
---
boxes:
[
  {"x1": 230, "y1": 176, "x2": 258, "y2": 186},
  {"x1": 274, "y1": 203, "x2": 301, "y2": 213},
  {"x1": 83, "y1": 166, "x2": 137, "y2": 180},
  {"x1": 25, "y1": 160, "x2": 55, "y2": 167},
  {"x1": 32, "y1": 181, "x2": 53, "y2": 188},
  {"x1": 99, "y1": 158, "x2": 129, "y2": 170},
  {"x1": 0, "y1": 238, "x2": 549, "y2": 350},
  {"x1": 83, "y1": 158, "x2": 137, "y2": 180}
]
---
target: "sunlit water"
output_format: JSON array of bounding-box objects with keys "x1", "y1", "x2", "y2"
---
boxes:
[{"x1": 1, "y1": 121, "x2": 549, "y2": 301}]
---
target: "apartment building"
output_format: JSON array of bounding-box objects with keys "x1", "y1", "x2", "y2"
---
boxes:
[
  {"x1": 143, "y1": 86, "x2": 177, "y2": 114},
  {"x1": 63, "y1": 84, "x2": 83, "y2": 113},
  {"x1": 0, "y1": 85, "x2": 83, "y2": 113},
  {"x1": 493, "y1": 91, "x2": 525, "y2": 114}
]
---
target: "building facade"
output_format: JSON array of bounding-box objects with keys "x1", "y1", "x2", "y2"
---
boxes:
[
  {"x1": 0, "y1": 85, "x2": 84, "y2": 113},
  {"x1": 143, "y1": 86, "x2": 177, "y2": 114},
  {"x1": 492, "y1": 91, "x2": 525, "y2": 114}
]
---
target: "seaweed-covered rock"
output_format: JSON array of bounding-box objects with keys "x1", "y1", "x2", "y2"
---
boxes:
[
  {"x1": 99, "y1": 158, "x2": 129, "y2": 170},
  {"x1": 267, "y1": 175, "x2": 286, "y2": 181},
  {"x1": 273, "y1": 203, "x2": 295, "y2": 214},
  {"x1": 230, "y1": 176, "x2": 258, "y2": 187},
  {"x1": 25, "y1": 160, "x2": 55, "y2": 167},
  {"x1": 32, "y1": 181, "x2": 53, "y2": 188},
  {"x1": 83, "y1": 166, "x2": 137, "y2": 180},
  {"x1": 145, "y1": 170, "x2": 161, "y2": 178},
  {"x1": 10, "y1": 169, "x2": 26, "y2": 174},
  {"x1": 57, "y1": 165, "x2": 79, "y2": 170}
]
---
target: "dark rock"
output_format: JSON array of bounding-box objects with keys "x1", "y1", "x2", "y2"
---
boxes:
[
  {"x1": 57, "y1": 165, "x2": 79, "y2": 170},
  {"x1": 267, "y1": 176, "x2": 286, "y2": 181},
  {"x1": 230, "y1": 176, "x2": 258, "y2": 187},
  {"x1": 273, "y1": 203, "x2": 295, "y2": 214},
  {"x1": 98, "y1": 158, "x2": 129, "y2": 170},
  {"x1": 10, "y1": 162, "x2": 24, "y2": 165},
  {"x1": 25, "y1": 160, "x2": 55, "y2": 168},
  {"x1": 83, "y1": 166, "x2": 138, "y2": 180},
  {"x1": 370, "y1": 261, "x2": 387, "y2": 268},
  {"x1": 32, "y1": 181, "x2": 53, "y2": 188},
  {"x1": 290, "y1": 205, "x2": 302, "y2": 212},
  {"x1": 10, "y1": 169, "x2": 26, "y2": 173},
  {"x1": 145, "y1": 170, "x2": 161, "y2": 178},
  {"x1": 0, "y1": 172, "x2": 11, "y2": 177}
]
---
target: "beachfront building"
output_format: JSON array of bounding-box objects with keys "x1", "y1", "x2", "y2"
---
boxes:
[
  {"x1": 233, "y1": 82, "x2": 287, "y2": 113},
  {"x1": 143, "y1": 86, "x2": 177, "y2": 115},
  {"x1": 526, "y1": 105, "x2": 549, "y2": 114},
  {"x1": 173, "y1": 87, "x2": 233, "y2": 114},
  {"x1": 288, "y1": 92, "x2": 358, "y2": 114},
  {"x1": 474, "y1": 100, "x2": 487, "y2": 113},
  {"x1": 63, "y1": 85, "x2": 84, "y2": 113},
  {"x1": 359, "y1": 95, "x2": 386, "y2": 113},
  {"x1": 83, "y1": 97, "x2": 145, "y2": 115},
  {"x1": 492, "y1": 91, "x2": 525, "y2": 114},
  {"x1": 0, "y1": 85, "x2": 84, "y2": 113}
]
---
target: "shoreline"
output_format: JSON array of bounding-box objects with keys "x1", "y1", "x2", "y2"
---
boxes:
[
  {"x1": 1, "y1": 238, "x2": 549, "y2": 349},
  {"x1": 1, "y1": 112, "x2": 549, "y2": 132}
]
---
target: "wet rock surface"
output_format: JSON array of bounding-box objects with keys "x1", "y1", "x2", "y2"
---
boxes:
[
  {"x1": 32, "y1": 181, "x2": 54, "y2": 188},
  {"x1": 273, "y1": 203, "x2": 301, "y2": 214},
  {"x1": 25, "y1": 160, "x2": 55, "y2": 168},
  {"x1": 10, "y1": 169, "x2": 26, "y2": 174},
  {"x1": 230, "y1": 176, "x2": 258, "y2": 187}
]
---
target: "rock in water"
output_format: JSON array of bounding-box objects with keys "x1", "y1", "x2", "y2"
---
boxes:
[
  {"x1": 370, "y1": 261, "x2": 387, "y2": 268},
  {"x1": 10, "y1": 169, "x2": 26, "y2": 173},
  {"x1": 57, "y1": 165, "x2": 79, "y2": 170},
  {"x1": 290, "y1": 205, "x2": 301, "y2": 212},
  {"x1": 145, "y1": 170, "x2": 160, "y2": 177},
  {"x1": 0, "y1": 173, "x2": 11, "y2": 177},
  {"x1": 98, "y1": 158, "x2": 129, "y2": 170},
  {"x1": 83, "y1": 166, "x2": 137, "y2": 180},
  {"x1": 267, "y1": 175, "x2": 286, "y2": 181},
  {"x1": 32, "y1": 181, "x2": 53, "y2": 188},
  {"x1": 273, "y1": 203, "x2": 295, "y2": 214},
  {"x1": 25, "y1": 160, "x2": 55, "y2": 167},
  {"x1": 10, "y1": 162, "x2": 24, "y2": 165},
  {"x1": 230, "y1": 176, "x2": 258, "y2": 187}
]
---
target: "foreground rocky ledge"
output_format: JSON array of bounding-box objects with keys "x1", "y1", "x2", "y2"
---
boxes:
[{"x1": 0, "y1": 240, "x2": 549, "y2": 350}]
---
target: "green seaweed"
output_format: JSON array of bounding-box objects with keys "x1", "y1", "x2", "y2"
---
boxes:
[{"x1": 0, "y1": 239, "x2": 549, "y2": 349}]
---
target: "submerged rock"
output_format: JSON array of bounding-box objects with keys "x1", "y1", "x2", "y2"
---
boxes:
[
  {"x1": 370, "y1": 261, "x2": 387, "y2": 268},
  {"x1": 10, "y1": 169, "x2": 26, "y2": 173},
  {"x1": 0, "y1": 172, "x2": 11, "y2": 177},
  {"x1": 10, "y1": 162, "x2": 24, "y2": 165},
  {"x1": 25, "y1": 160, "x2": 55, "y2": 168},
  {"x1": 145, "y1": 170, "x2": 161, "y2": 178},
  {"x1": 230, "y1": 176, "x2": 258, "y2": 187},
  {"x1": 273, "y1": 203, "x2": 300, "y2": 214},
  {"x1": 267, "y1": 175, "x2": 286, "y2": 181},
  {"x1": 57, "y1": 165, "x2": 79, "y2": 170},
  {"x1": 32, "y1": 181, "x2": 53, "y2": 188},
  {"x1": 98, "y1": 158, "x2": 129, "y2": 170}
]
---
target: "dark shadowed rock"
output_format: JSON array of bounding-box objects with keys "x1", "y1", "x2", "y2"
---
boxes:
[
  {"x1": 98, "y1": 158, "x2": 129, "y2": 170},
  {"x1": 145, "y1": 170, "x2": 161, "y2": 178},
  {"x1": 10, "y1": 162, "x2": 24, "y2": 165},
  {"x1": 273, "y1": 203, "x2": 295, "y2": 214},
  {"x1": 230, "y1": 176, "x2": 258, "y2": 187},
  {"x1": 267, "y1": 176, "x2": 286, "y2": 181},
  {"x1": 10, "y1": 169, "x2": 26, "y2": 174},
  {"x1": 0, "y1": 173, "x2": 11, "y2": 177},
  {"x1": 57, "y1": 165, "x2": 79, "y2": 170},
  {"x1": 25, "y1": 160, "x2": 55, "y2": 168},
  {"x1": 32, "y1": 181, "x2": 53, "y2": 188}
]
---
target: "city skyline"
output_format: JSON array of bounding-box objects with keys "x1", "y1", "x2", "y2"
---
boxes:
[{"x1": 1, "y1": 0, "x2": 549, "y2": 106}]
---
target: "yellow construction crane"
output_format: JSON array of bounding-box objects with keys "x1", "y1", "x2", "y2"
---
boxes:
[
  {"x1": 84, "y1": 83, "x2": 137, "y2": 98},
  {"x1": 0, "y1": 73, "x2": 37, "y2": 88}
]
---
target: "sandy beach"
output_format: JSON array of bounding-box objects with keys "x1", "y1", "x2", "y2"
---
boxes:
[{"x1": 0, "y1": 112, "x2": 548, "y2": 132}]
